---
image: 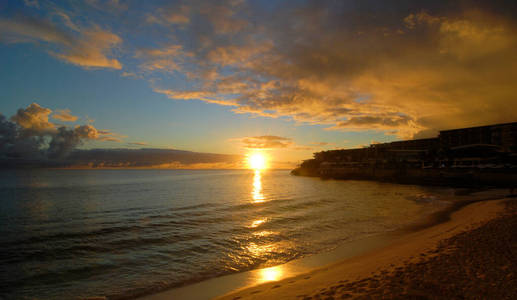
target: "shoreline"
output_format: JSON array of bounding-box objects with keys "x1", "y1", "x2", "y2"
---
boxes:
[
  {"x1": 216, "y1": 194, "x2": 515, "y2": 300},
  {"x1": 291, "y1": 166, "x2": 517, "y2": 188},
  {"x1": 138, "y1": 189, "x2": 512, "y2": 300}
]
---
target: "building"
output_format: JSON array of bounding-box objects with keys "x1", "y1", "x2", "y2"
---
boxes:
[
  {"x1": 439, "y1": 122, "x2": 517, "y2": 152},
  {"x1": 310, "y1": 122, "x2": 517, "y2": 169}
]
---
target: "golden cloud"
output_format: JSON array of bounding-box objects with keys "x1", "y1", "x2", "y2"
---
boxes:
[
  {"x1": 146, "y1": 4, "x2": 517, "y2": 139},
  {"x1": 237, "y1": 135, "x2": 293, "y2": 149},
  {"x1": 11, "y1": 103, "x2": 54, "y2": 132},
  {"x1": 0, "y1": 16, "x2": 122, "y2": 69},
  {"x1": 135, "y1": 45, "x2": 184, "y2": 72},
  {"x1": 53, "y1": 109, "x2": 78, "y2": 122}
]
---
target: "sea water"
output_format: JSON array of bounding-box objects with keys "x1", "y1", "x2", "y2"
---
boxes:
[{"x1": 0, "y1": 169, "x2": 453, "y2": 299}]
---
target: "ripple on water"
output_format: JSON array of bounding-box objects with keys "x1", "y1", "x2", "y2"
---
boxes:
[{"x1": 0, "y1": 169, "x2": 454, "y2": 300}]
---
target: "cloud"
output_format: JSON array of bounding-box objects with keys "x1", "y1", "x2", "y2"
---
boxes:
[
  {"x1": 23, "y1": 0, "x2": 39, "y2": 8},
  {"x1": 327, "y1": 114, "x2": 422, "y2": 138},
  {"x1": 134, "y1": 45, "x2": 184, "y2": 72},
  {"x1": 311, "y1": 142, "x2": 333, "y2": 147},
  {"x1": 292, "y1": 146, "x2": 313, "y2": 151},
  {"x1": 146, "y1": 4, "x2": 190, "y2": 25},
  {"x1": 154, "y1": 88, "x2": 236, "y2": 106},
  {"x1": 85, "y1": 0, "x2": 128, "y2": 12},
  {"x1": 1, "y1": 103, "x2": 123, "y2": 162},
  {"x1": 0, "y1": 114, "x2": 44, "y2": 159},
  {"x1": 146, "y1": 0, "x2": 246, "y2": 33},
  {"x1": 121, "y1": 71, "x2": 140, "y2": 78},
  {"x1": 53, "y1": 109, "x2": 78, "y2": 122},
  {"x1": 165, "y1": 13, "x2": 190, "y2": 25},
  {"x1": 47, "y1": 124, "x2": 99, "y2": 158},
  {"x1": 54, "y1": 28, "x2": 122, "y2": 69},
  {"x1": 141, "y1": 1, "x2": 517, "y2": 139},
  {"x1": 0, "y1": 15, "x2": 122, "y2": 69},
  {"x1": 232, "y1": 135, "x2": 315, "y2": 151},
  {"x1": 96, "y1": 129, "x2": 126, "y2": 142},
  {"x1": 235, "y1": 135, "x2": 293, "y2": 150},
  {"x1": 52, "y1": 9, "x2": 80, "y2": 32},
  {"x1": 128, "y1": 141, "x2": 148, "y2": 146},
  {"x1": 5, "y1": 1, "x2": 516, "y2": 141},
  {"x1": 10, "y1": 103, "x2": 54, "y2": 133},
  {"x1": 64, "y1": 148, "x2": 242, "y2": 169},
  {"x1": 198, "y1": 0, "x2": 248, "y2": 34},
  {"x1": 2, "y1": 105, "x2": 242, "y2": 168},
  {"x1": 162, "y1": 4, "x2": 191, "y2": 25}
]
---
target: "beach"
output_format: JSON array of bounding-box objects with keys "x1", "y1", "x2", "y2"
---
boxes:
[{"x1": 218, "y1": 193, "x2": 516, "y2": 300}]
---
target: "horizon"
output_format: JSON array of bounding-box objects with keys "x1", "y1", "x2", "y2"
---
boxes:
[{"x1": 1, "y1": 0, "x2": 517, "y2": 169}]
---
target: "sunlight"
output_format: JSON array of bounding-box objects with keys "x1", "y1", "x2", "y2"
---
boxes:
[
  {"x1": 247, "y1": 152, "x2": 268, "y2": 170},
  {"x1": 252, "y1": 170, "x2": 265, "y2": 203},
  {"x1": 249, "y1": 218, "x2": 267, "y2": 228},
  {"x1": 258, "y1": 266, "x2": 283, "y2": 282}
]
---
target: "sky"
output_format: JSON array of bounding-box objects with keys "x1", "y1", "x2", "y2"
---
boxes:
[{"x1": 1, "y1": 0, "x2": 516, "y2": 168}]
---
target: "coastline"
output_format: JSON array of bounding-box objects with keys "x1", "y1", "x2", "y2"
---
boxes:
[
  {"x1": 216, "y1": 192, "x2": 515, "y2": 300},
  {"x1": 138, "y1": 189, "x2": 514, "y2": 300}
]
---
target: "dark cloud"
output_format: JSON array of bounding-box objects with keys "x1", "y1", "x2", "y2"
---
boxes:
[
  {"x1": 141, "y1": 0, "x2": 517, "y2": 138},
  {"x1": 1, "y1": 104, "x2": 240, "y2": 168},
  {"x1": 65, "y1": 148, "x2": 241, "y2": 168},
  {"x1": 0, "y1": 103, "x2": 122, "y2": 166},
  {"x1": 0, "y1": 113, "x2": 45, "y2": 160},
  {"x1": 47, "y1": 125, "x2": 99, "y2": 158}
]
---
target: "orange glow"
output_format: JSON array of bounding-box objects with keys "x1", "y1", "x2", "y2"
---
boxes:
[
  {"x1": 259, "y1": 266, "x2": 283, "y2": 282},
  {"x1": 247, "y1": 152, "x2": 268, "y2": 170},
  {"x1": 252, "y1": 230, "x2": 275, "y2": 237},
  {"x1": 249, "y1": 218, "x2": 267, "y2": 228}
]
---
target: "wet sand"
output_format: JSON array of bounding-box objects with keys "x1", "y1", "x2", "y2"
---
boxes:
[{"x1": 218, "y1": 195, "x2": 516, "y2": 300}]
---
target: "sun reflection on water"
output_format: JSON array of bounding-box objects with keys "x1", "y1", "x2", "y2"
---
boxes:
[
  {"x1": 246, "y1": 242, "x2": 275, "y2": 256},
  {"x1": 252, "y1": 230, "x2": 275, "y2": 237},
  {"x1": 252, "y1": 170, "x2": 264, "y2": 203},
  {"x1": 248, "y1": 168, "x2": 283, "y2": 284},
  {"x1": 249, "y1": 218, "x2": 267, "y2": 228}
]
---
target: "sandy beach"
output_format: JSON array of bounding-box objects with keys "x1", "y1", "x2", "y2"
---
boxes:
[{"x1": 218, "y1": 193, "x2": 516, "y2": 300}]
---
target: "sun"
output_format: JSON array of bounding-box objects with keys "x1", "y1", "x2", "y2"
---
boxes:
[{"x1": 248, "y1": 152, "x2": 268, "y2": 170}]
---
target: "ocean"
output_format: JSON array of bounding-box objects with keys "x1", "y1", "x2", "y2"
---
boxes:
[{"x1": 0, "y1": 169, "x2": 453, "y2": 299}]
